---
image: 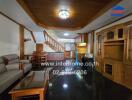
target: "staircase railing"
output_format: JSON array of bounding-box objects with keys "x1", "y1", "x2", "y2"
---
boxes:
[{"x1": 43, "y1": 31, "x2": 64, "y2": 52}]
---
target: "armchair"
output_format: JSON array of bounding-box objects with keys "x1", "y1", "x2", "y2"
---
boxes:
[
  {"x1": 0, "y1": 57, "x2": 22, "y2": 94},
  {"x1": 3, "y1": 54, "x2": 32, "y2": 74}
]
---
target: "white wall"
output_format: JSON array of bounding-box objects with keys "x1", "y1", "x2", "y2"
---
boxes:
[
  {"x1": 24, "y1": 29, "x2": 36, "y2": 54},
  {"x1": 0, "y1": 14, "x2": 19, "y2": 56}
]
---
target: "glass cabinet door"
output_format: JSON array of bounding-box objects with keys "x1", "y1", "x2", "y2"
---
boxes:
[
  {"x1": 96, "y1": 34, "x2": 104, "y2": 56},
  {"x1": 98, "y1": 35, "x2": 102, "y2": 55}
]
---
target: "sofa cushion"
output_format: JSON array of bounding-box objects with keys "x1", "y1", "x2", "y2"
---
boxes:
[
  {"x1": 3, "y1": 54, "x2": 19, "y2": 64},
  {"x1": 0, "y1": 63, "x2": 7, "y2": 74},
  {"x1": 23, "y1": 63, "x2": 32, "y2": 74},
  {"x1": 0, "y1": 69, "x2": 23, "y2": 94},
  {"x1": 0, "y1": 57, "x2": 7, "y2": 74},
  {"x1": 0, "y1": 57, "x2": 4, "y2": 64},
  {"x1": 8, "y1": 59, "x2": 19, "y2": 64},
  {"x1": 6, "y1": 63, "x2": 20, "y2": 70}
]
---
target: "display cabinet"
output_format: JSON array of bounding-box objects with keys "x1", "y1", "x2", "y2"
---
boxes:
[
  {"x1": 125, "y1": 22, "x2": 132, "y2": 65},
  {"x1": 103, "y1": 59, "x2": 124, "y2": 84}
]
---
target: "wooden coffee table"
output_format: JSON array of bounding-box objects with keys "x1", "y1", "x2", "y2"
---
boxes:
[{"x1": 9, "y1": 71, "x2": 49, "y2": 100}]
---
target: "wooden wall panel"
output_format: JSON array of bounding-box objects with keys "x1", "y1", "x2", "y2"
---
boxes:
[
  {"x1": 84, "y1": 33, "x2": 88, "y2": 43},
  {"x1": 124, "y1": 65, "x2": 132, "y2": 89}
]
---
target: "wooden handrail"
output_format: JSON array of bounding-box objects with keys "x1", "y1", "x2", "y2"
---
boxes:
[{"x1": 43, "y1": 31, "x2": 64, "y2": 52}]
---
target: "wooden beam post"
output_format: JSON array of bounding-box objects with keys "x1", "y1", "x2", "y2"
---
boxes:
[{"x1": 19, "y1": 25, "x2": 24, "y2": 60}]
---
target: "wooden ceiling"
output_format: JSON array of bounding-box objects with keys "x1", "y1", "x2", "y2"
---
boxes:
[{"x1": 17, "y1": 0, "x2": 121, "y2": 30}]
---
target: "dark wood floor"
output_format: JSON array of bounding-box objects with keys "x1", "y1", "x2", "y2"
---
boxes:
[{"x1": 46, "y1": 71, "x2": 132, "y2": 100}]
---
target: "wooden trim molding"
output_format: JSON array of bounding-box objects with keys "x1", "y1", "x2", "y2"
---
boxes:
[
  {"x1": 38, "y1": 23, "x2": 82, "y2": 30},
  {"x1": 30, "y1": 31, "x2": 36, "y2": 43},
  {"x1": 90, "y1": 31, "x2": 95, "y2": 54},
  {"x1": 19, "y1": 25, "x2": 24, "y2": 60}
]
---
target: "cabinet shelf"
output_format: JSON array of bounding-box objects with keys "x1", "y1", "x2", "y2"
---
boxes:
[
  {"x1": 104, "y1": 39, "x2": 124, "y2": 43},
  {"x1": 104, "y1": 43, "x2": 124, "y2": 46}
]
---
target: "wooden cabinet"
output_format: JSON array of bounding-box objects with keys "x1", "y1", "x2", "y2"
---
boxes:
[
  {"x1": 123, "y1": 21, "x2": 132, "y2": 89},
  {"x1": 34, "y1": 44, "x2": 47, "y2": 65},
  {"x1": 124, "y1": 65, "x2": 132, "y2": 89},
  {"x1": 106, "y1": 30, "x2": 115, "y2": 40},
  {"x1": 116, "y1": 25, "x2": 125, "y2": 40},
  {"x1": 96, "y1": 32, "x2": 104, "y2": 58},
  {"x1": 94, "y1": 20, "x2": 132, "y2": 89},
  {"x1": 102, "y1": 25, "x2": 125, "y2": 85},
  {"x1": 104, "y1": 41, "x2": 124, "y2": 61},
  {"x1": 95, "y1": 58, "x2": 103, "y2": 73},
  {"x1": 103, "y1": 59, "x2": 124, "y2": 84},
  {"x1": 125, "y1": 22, "x2": 132, "y2": 65},
  {"x1": 104, "y1": 25, "x2": 125, "y2": 42},
  {"x1": 95, "y1": 32, "x2": 104, "y2": 72},
  {"x1": 36, "y1": 44, "x2": 43, "y2": 54},
  {"x1": 95, "y1": 22, "x2": 132, "y2": 89},
  {"x1": 64, "y1": 51, "x2": 70, "y2": 58}
]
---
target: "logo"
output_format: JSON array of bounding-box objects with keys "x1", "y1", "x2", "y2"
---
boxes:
[{"x1": 111, "y1": 5, "x2": 125, "y2": 17}]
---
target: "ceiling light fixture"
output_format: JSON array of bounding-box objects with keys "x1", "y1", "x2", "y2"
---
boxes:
[
  {"x1": 64, "y1": 33, "x2": 69, "y2": 36},
  {"x1": 59, "y1": 10, "x2": 70, "y2": 19}
]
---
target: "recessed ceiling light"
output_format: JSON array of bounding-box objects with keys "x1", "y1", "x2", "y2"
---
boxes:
[
  {"x1": 59, "y1": 10, "x2": 70, "y2": 19},
  {"x1": 63, "y1": 83, "x2": 68, "y2": 89},
  {"x1": 64, "y1": 33, "x2": 69, "y2": 36}
]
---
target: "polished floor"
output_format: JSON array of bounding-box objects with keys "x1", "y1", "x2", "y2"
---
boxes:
[
  {"x1": 1, "y1": 68, "x2": 132, "y2": 100},
  {"x1": 46, "y1": 71, "x2": 132, "y2": 100}
]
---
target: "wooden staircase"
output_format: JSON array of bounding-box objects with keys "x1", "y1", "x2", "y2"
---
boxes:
[{"x1": 43, "y1": 31, "x2": 64, "y2": 52}]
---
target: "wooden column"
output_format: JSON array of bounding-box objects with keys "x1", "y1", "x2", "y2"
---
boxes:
[
  {"x1": 90, "y1": 31, "x2": 95, "y2": 54},
  {"x1": 84, "y1": 33, "x2": 88, "y2": 43},
  {"x1": 19, "y1": 25, "x2": 24, "y2": 60}
]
